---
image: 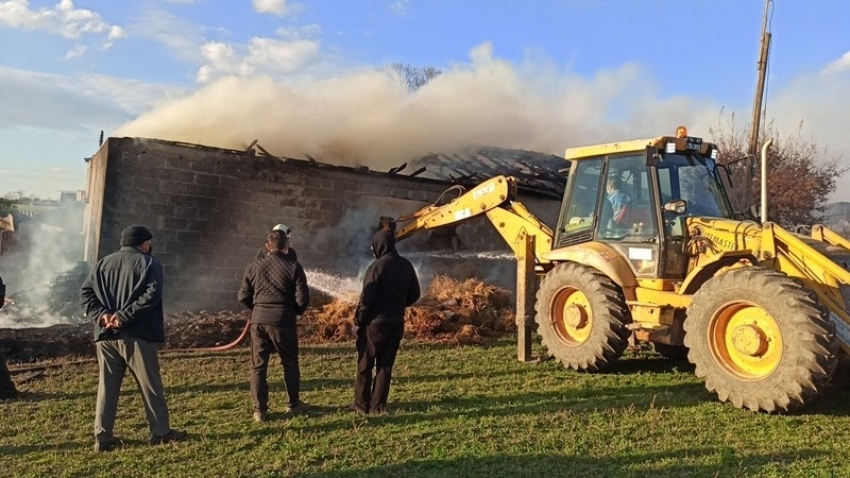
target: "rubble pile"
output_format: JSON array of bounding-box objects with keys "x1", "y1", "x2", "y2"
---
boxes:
[
  {"x1": 2, "y1": 262, "x2": 89, "y2": 327},
  {"x1": 0, "y1": 276, "x2": 516, "y2": 361}
]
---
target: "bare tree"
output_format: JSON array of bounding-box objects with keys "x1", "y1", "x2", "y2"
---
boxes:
[
  {"x1": 388, "y1": 63, "x2": 442, "y2": 91},
  {"x1": 710, "y1": 112, "x2": 848, "y2": 227}
]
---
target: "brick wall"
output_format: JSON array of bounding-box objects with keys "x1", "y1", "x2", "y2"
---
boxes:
[{"x1": 84, "y1": 137, "x2": 561, "y2": 311}]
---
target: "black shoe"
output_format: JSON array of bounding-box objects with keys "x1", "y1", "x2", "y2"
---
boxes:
[
  {"x1": 286, "y1": 402, "x2": 311, "y2": 414},
  {"x1": 348, "y1": 403, "x2": 368, "y2": 415},
  {"x1": 150, "y1": 429, "x2": 187, "y2": 445},
  {"x1": 93, "y1": 438, "x2": 121, "y2": 452}
]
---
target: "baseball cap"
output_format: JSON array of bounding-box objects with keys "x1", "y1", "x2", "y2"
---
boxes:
[{"x1": 272, "y1": 223, "x2": 291, "y2": 236}]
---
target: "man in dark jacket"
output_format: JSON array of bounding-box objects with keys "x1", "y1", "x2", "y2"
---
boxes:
[
  {"x1": 0, "y1": 275, "x2": 18, "y2": 400},
  {"x1": 352, "y1": 227, "x2": 421, "y2": 414},
  {"x1": 239, "y1": 229, "x2": 310, "y2": 422},
  {"x1": 81, "y1": 225, "x2": 187, "y2": 452},
  {"x1": 254, "y1": 223, "x2": 298, "y2": 261}
]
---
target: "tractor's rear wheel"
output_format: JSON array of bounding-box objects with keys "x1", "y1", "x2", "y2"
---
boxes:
[
  {"x1": 684, "y1": 267, "x2": 838, "y2": 412},
  {"x1": 535, "y1": 263, "x2": 631, "y2": 372}
]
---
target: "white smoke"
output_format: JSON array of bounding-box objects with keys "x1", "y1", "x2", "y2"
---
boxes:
[
  {"x1": 0, "y1": 206, "x2": 87, "y2": 328},
  {"x1": 114, "y1": 43, "x2": 720, "y2": 172}
]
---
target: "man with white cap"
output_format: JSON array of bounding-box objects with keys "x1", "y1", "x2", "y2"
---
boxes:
[{"x1": 255, "y1": 223, "x2": 298, "y2": 261}]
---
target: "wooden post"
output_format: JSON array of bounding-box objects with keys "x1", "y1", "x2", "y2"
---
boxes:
[{"x1": 516, "y1": 233, "x2": 536, "y2": 362}]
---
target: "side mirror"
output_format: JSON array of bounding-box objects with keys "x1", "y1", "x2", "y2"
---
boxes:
[
  {"x1": 664, "y1": 199, "x2": 688, "y2": 215},
  {"x1": 748, "y1": 204, "x2": 761, "y2": 221}
]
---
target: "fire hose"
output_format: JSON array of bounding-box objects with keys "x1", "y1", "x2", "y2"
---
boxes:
[{"x1": 8, "y1": 318, "x2": 252, "y2": 376}]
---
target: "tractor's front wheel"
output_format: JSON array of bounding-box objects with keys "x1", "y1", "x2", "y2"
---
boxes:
[
  {"x1": 535, "y1": 263, "x2": 631, "y2": 372},
  {"x1": 684, "y1": 267, "x2": 837, "y2": 412}
]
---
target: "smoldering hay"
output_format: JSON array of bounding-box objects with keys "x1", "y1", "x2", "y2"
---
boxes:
[{"x1": 114, "y1": 43, "x2": 721, "y2": 170}]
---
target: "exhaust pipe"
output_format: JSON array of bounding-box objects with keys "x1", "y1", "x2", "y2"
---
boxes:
[{"x1": 760, "y1": 139, "x2": 773, "y2": 223}]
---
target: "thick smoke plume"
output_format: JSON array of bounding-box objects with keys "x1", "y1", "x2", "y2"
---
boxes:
[{"x1": 115, "y1": 43, "x2": 719, "y2": 170}]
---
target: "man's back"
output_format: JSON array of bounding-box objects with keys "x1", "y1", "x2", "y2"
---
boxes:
[
  {"x1": 81, "y1": 246, "x2": 164, "y2": 343},
  {"x1": 239, "y1": 251, "x2": 309, "y2": 327},
  {"x1": 357, "y1": 229, "x2": 421, "y2": 325}
]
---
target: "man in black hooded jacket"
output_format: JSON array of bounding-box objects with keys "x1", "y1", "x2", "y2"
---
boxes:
[{"x1": 352, "y1": 227, "x2": 421, "y2": 414}]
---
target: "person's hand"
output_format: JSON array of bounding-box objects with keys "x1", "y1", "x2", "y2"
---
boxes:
[{"x1": 101, "y1": 313, "x2": 120, "y2": 329}]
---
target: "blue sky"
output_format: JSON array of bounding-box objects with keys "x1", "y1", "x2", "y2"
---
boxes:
[{"x1": 2, "y1": 0, "x2": 850, "y2": 201}]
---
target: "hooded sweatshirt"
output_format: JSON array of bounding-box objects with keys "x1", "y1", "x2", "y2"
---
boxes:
[{"x1": 355, "y1": 229, "x2": 421, "y2": 326}]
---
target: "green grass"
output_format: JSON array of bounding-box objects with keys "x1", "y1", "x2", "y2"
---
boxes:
[{"x1": 3, "y1": 338, "x2": 850, "y2": 478}]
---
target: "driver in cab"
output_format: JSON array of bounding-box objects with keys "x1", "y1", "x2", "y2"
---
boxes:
[{"x1": 606, "y1": 177, "x2": 630, "y2": 227}]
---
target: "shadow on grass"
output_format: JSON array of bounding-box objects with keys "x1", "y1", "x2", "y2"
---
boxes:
[
  {"x1": 291, "y1": 448, "x2": 829, "y2": 478},
  {"x1": 0, "y1": 441, "x2": 84, "y2": 455},
  {"x1": 603, "y1": 355, "x2": 696, "y2": 375},
  {"x1": 166, "y1": 367, "x2": 529, "y2": 396},
  {"x1": 299, "y1": 382, "x2": 712, "y2": 435},
  {"x1": 300, "y1": 341, "x2": 486, "y2": 356},
  {"x1": 0, "y1": 438, "x2": 154, "y2": 455}
]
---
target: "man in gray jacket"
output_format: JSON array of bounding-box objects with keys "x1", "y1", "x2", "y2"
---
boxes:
[{"x1": 81, "y1": 225, "x2": 186, "y2": 452}]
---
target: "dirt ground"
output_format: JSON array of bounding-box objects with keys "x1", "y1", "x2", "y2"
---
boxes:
[{"x1": 0, "y1": 276, "x2": 517, "y2": 363}]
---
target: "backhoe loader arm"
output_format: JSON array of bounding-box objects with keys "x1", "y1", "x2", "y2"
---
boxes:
[{"x1": 395, "y1": 175, "x2": 554, "y2": 262}]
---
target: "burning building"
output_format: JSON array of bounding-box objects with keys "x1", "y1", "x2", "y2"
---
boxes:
[{"x1": 82, "y1": 137, "x2": 564, "y2": 312}]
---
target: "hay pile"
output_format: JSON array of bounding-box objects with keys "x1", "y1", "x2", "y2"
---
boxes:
[
  {"x1": 0, "y1": 277, "x2": 517, "y2": 361},
  {"x1": 300, "y1": 275, "x2": 516, "y2": 345}
]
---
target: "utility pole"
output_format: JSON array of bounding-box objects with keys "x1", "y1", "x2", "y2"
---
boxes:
[{"x1": 748, "y1": 0, "x2": 772, "y2": 158}]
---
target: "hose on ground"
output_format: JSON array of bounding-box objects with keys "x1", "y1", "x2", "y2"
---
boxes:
[{"x1": 8, "y1": 319, "x2": 251, "y2": 375}]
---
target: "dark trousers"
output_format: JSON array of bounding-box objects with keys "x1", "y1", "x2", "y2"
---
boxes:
[
  {"x1": 354, "y1": 321, "x2": 404, "y2": 413},
  {"x1": 0, "y1": 353, "x2": 17, "y2": 399},
  {"x1": 250, "y1": 323, "x2": 300, "y2": 411}
]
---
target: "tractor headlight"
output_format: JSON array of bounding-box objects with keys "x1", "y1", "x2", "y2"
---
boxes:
[
  {"x1": 665, "y1": 142, "x2": 676, "y2": 154},
  {"x1": 711, "y1": 149, "x2": 719, "y2": 160}
]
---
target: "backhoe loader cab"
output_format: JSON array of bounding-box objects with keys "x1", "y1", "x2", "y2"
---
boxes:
[{"x1": 555, "y1": 131, "x2": 734, "y2": 279}]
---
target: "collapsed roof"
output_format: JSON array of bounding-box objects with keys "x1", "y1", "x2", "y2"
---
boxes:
[{"x1": 395, "y1": 146, "x2": 568, "y2": 200}]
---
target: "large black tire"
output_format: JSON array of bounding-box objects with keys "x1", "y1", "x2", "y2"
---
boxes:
[
  {"x1": 534, "y1": 263, "x2": 631, "y2": 372},
  {"x1": 684, "y1": 268, "x2": 838, "y2": 412}
]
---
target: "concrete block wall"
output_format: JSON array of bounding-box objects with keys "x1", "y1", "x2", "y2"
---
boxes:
[{"x1": 84, "y1": 137, "x2": 561, "y2": 311}]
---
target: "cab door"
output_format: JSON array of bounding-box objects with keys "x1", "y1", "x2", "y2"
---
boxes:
[
  {"x1": 594, "y1": 153, "x2": 662, "y2": 278},
  {"x1": 554, "y1": 157, "x2": 605, "y2": 247}
]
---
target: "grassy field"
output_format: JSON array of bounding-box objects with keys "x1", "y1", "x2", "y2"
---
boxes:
[{"x1": 2, "y1": 338, "x2": 850, "y2": 478}]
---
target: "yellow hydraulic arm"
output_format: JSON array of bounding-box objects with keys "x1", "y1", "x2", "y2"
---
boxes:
[{"x1": 394, "y1": 175, "x2": 555, "y2": 262}]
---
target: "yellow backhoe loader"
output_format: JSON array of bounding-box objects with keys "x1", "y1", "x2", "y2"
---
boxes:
[{"x1": 395, "y1": 127, "x2": 847, "y2": 413}]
